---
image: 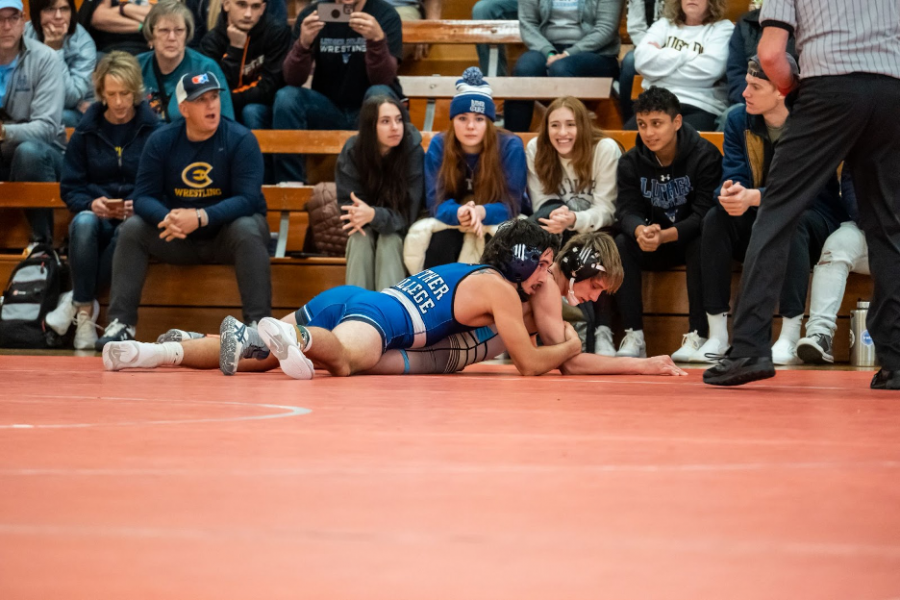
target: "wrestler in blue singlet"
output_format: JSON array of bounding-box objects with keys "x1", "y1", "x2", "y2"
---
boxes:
[{"x1": 294, "y1": 264, "x2": 494, "y2": 352}]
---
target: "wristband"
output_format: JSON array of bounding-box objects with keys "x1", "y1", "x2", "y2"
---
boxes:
[
  {"x1": 138, "y1": 22, "x2": 143, "y2": 32},
  {"x1": 196, "y1": 208, "x2": 202, "y2": 228},
  {"x1": 547, "y1": 50, "x2": 557, "y2": 58}
]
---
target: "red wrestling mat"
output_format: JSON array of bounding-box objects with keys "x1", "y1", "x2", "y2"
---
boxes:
[{"x1": 1, "y1": 356, "x2": 899, "y2": 599}]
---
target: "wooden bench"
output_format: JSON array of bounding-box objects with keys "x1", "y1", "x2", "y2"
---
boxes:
[
  {"x1": 399, "y1": 75, "x2": 613, "y2": 131},
  {"x1": 402, "y1": 20, "x2": 521, "y2": 78}
]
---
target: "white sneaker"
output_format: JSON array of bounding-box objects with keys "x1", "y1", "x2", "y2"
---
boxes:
[
  {"x1": 45, "y1": 291, "x2": 77, "y2": 335},
  {"x1": 102, "y1": 341, "x2": 161, "y2": 371},
  {"x1": 616, "y1": 328, "x2": 646, "y2": 358},
  {"x1": 771, "y1": 338, "x2": 801, "y2": 365},
  {"x1": 257, "y1": 317, "x2": 314, "y2": 380},
  {"x1": 73, "y1": 311, "x2": 100, "y2": 350},
  {"x1": 593, "y1": 325, "x2": 616, "y2": 356},
  {"x1": 690, "y1": 337, "x2": 728, "y2": 363},
  {"x1": 672, "y1": 331, "x2": 707, "y2": 362}
]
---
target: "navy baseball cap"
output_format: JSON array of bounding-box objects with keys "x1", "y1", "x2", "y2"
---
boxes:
[{"x1": 175, "y1": 72, "x2": 224, "y2": 104}]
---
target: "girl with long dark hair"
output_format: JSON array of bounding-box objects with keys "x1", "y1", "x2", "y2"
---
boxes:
[{"x1": 337, "y1": 95, "x2": 425, "y2": 290}]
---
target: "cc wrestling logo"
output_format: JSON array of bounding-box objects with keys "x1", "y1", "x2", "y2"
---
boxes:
[{"x1": 181, "y1": 163, "x2": 214, "y2": 188}]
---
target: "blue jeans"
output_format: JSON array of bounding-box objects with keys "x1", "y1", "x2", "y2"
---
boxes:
[
  {"x1": 271, "y1": 85, "x2": 398, "y2": 183},
  {"x1": 1, "y1": 139, "x2": 64, "y2": 244},
  {"x1": 618, "y1": 49, "x2": 637, "y2": 122},
  {"x1": 63, "y1": 108, "x2": 84, "y2": 128},
  {"x1": 69, "y1": 211, "x2": 121, "y2": 304},
  {"x1": 472, "y1": 0, "x2": 518, "y2": 76},
  {"x1": 505, "y1": 50, "x2": 620, "y2": 132}
]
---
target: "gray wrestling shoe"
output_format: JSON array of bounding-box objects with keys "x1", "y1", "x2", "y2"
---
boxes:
[
  {"x1": 219, "y1": 316, "x2": 269, "y2": 376},
  {"x1": 257, "y1": 317, "x2": 314, "y2": 380},
  {"x1": 156, "y1": 329, "x2": 206, "y2": 343}
]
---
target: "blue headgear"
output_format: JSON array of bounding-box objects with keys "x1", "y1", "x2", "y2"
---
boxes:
[
  {"x1": 498, "y1": 242, "x2": 545, "y2": 302},
  {"x1": 559, "y1": 244, "x2": 606, "y2": 305}
]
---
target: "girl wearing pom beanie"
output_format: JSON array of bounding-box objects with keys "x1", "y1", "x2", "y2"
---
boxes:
[{"x1": 422, "y1": 67, "x2": 527, "y2": 268}]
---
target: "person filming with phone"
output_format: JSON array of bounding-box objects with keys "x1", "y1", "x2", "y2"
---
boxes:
[{"x1": 272, "y1": 0, "x2": 404, "y2": 184}]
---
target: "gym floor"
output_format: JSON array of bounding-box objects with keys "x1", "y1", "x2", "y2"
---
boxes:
[{"x1": 1, "y1": 356, "x2": 899, "y2": 599}]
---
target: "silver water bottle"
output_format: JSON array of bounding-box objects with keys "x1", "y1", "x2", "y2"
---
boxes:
[{"x1": 850, "y1": 300, "x2": 877, "y2": 367}]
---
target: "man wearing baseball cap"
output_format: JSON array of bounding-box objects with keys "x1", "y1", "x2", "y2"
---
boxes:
[
  {"x1": 97, "y1": 70, "x2": 272, "y2": 349},
  {"x1": 695, "y1": 53, "x2": 847, "y2": 369},
  {"x1": 0, "y1": 0, "x2": 66, "y2": 248}
]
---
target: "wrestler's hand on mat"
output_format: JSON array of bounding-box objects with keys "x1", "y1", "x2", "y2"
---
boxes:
[
  {"x1": 341, "y1": 192, "x2": 375, "y2": 236},
  {"x1": 642, "y1": 355, "x2": 688, "y2": 376}
]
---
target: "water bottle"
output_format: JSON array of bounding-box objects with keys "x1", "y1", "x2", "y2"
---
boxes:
[{"x1": 850, "y1": 300, "x2": 877, "y2": 367}]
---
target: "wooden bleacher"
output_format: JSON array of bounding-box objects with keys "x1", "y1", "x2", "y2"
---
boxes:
[{"x1": 0, "y1": 128, "x2": 871, "y2": 360}]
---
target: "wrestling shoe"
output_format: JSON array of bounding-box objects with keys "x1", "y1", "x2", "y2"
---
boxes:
[
  {"x1": 703, "y1": 351, "x2": 775, "y2": 386},
  {"x1": 593, "y1": 325, "x2": 616, "y2": 357},
  {"x1": 257, "y1": 317, "x2": 314, "y2": 380},
  {"x1": 95, "y1": 319, "x2": 135, "y2": 351},
  {"x1": 616, "y1": 328, "x2": 646, "y2": 358},
  {"x1": 771, "y1": 338, "x2": 802, "y2": 365},
  {"x1": 870, "y1": 369, "x2": 900, "y2": 390},
  {"x1": 690, "y1": 337, "x2": 728, "y2": 363},
  {"x1": 219, "y1": 316, "x2": 269, "y2": 376},
  {"x1": 156, "y1": 329, "x2": 206, "y2": 343},
  {"x1": 103, "y1": 341, "x2": 160, "y2": 371},
  {"x1": 796, "y1": 333, "x2": 834, "y2": 364},
  {"x1": 671, "y1": 330, "x2": 706, "y2": 363}
]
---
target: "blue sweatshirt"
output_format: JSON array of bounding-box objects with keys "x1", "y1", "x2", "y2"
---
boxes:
[
  {"x1": 424, "y1": 132, "x2": 527, "y2": 226},
  {"x1": 132, "y1": 117, "x2": 265, "y2": 239},
  {"x1": 137, "y1": 48, "x2": 234, "y2": 123}
]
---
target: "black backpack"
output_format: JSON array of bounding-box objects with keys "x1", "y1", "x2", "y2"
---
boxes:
[{"x1": 0, "y1": 245, "x2": 67, "y2": 349}]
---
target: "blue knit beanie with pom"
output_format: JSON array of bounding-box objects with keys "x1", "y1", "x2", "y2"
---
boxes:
[{"x1": 449, "y1": 67, "x2": 496, "y2": 121}]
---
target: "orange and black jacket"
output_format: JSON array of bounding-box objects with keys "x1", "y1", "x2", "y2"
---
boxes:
[{"x1": 199, "y1": 11, "x2": 291, "y2": 115}]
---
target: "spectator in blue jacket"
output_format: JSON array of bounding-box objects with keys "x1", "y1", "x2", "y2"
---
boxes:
[
  {"x1": 720, "y1": 4, "x2": 796, "y2": 127},
  {"x1": 96, "y1": 71, "x2": 270, "y2": 349},
  {"x1": 24, "y1": 0, "x2": 96, "y2": 127},
  {"x1": 58, "y1": 52, "x2": 160, "y2": 350},
  {"x1": 137, "y1": 0, "x2": 234, "y2": 123},
  {"x1": 690, "y1": 54, "x2": 847, "y2": 364},
  {"x1": 421, "y1": 68, "x2": 527, "y2": 268}
]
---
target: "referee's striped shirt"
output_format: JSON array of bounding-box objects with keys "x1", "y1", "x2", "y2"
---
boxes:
[{"x1": 760, "y1": 0, "x2": 900, "y2": 80}]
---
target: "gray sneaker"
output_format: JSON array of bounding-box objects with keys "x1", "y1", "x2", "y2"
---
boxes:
[
  {"x1": 156, "y1": 329, "x2": 206, "y2": 343},
  {"x1": 219, "y1": 316, "x2": 269, "y2": 375},
  {"x1": 796, "y1": 333, "x2": 834, "y2": 364}
]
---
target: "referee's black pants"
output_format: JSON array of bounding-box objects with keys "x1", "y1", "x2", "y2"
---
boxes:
[{"x1": 731, "y1": 74, "x2": 900, "y2": 370}]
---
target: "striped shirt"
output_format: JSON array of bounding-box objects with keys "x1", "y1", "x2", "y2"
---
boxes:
[{"x1": 760, "y1": 0, "x2": 900, "y2": 79}]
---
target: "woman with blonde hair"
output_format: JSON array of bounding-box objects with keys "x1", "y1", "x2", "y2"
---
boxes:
[
  {"x1": 527, "y1": 96, "x2": 621, "y2": 244},
  {"x1": 631, "y1": 0, "x2": 734, "y2": 131},
  {"x1": 419, "y1": 68, "x2": 527, "y2": 268},
  {"x1": 54, "y1": 52, "x2": 161, "y2": 349}
]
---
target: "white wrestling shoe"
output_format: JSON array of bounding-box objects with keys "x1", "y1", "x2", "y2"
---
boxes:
[
  {"x1": 103, "y1": 341, "x2": 160, "y2": 371},
  {"x1": 257, "y1": 317, "x2": 314, "y2": 380}
]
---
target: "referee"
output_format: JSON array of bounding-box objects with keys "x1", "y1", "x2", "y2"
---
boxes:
[{"x1": 704, "y1": 0, "x2": 900, "y2": 389}]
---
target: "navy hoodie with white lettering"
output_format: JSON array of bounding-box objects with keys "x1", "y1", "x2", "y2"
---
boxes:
[{"x1": 615, "y1": 122, "x2": 722, "y2": 242}]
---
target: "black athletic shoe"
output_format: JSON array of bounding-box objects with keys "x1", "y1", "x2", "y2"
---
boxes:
[
  {"x1": 796, "y1": 333, "x2": 834, "y2": 364},
  {"x1": 870, "y1": 369, "x2": 900, "y2": 390},
  {"x1": 703, "y1": 355, "x2": 776, "y2": 386}
]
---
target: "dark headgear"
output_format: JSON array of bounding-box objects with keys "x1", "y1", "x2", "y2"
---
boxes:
[{"x1": 497, "y1": 242, "x2": 545, "y2": 301}]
